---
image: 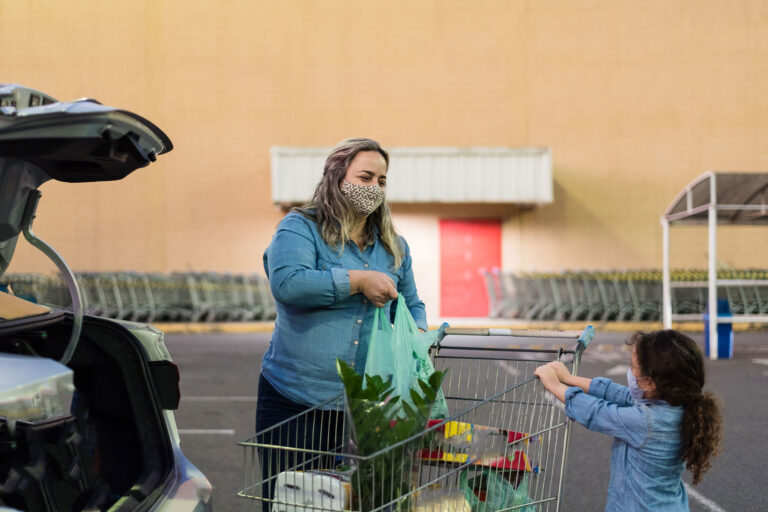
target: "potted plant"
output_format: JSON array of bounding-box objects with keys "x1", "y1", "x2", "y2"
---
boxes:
[{"x1": 337, "y1": 360, "x2": 445, "y2": 511}]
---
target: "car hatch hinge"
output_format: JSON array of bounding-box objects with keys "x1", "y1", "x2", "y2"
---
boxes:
[{"x1": 21, "y1": 189, "x2": 84, "y2": 365}]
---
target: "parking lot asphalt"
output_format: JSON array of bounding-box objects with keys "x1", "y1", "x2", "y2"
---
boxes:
[{"x1": 165, "y1": 329, "x2": 768, "y2": 511}]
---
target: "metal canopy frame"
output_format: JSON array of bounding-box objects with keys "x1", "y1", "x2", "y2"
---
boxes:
[{"x1": 661, "y1": 171, "x2": 768, "y2": 359}]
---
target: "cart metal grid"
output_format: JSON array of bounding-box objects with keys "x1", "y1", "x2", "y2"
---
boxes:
[{"x1": 239, "y1": 326, "x2": 593, "y2": 512}]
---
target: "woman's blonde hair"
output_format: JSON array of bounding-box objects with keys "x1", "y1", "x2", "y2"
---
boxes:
[{"x1": 295, "y1": 138, "x2": 404, "y2": 269}]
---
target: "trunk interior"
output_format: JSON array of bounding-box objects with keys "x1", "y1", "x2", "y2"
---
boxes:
[{"x1": 0, "y1": 314, "x2": 173, "y2": 511}]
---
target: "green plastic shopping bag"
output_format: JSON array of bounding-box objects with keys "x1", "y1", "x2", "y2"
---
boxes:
[
  {"x1": 459, "y1": 468, "x2": 537, "y2": 512},
  {"x1": 364, "y1": 294, "x2": 449, "y2": 419}
]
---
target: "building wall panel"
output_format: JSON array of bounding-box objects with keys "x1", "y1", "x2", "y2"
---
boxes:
[{"x1": 2, "y1": 0, "x2": 766, "y2": 296}]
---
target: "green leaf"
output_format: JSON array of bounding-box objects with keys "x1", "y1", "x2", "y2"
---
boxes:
[
  {"x1": 417, "y1": 378, "x2": 436, "y2": 402},
  {"x1": 429, "y1": 369, "x2": 446, "y2": 389}
]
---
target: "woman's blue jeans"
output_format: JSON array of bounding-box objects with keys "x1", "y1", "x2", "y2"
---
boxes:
[{"x1": 254, "y1": 374, "x2": 344, "y2": 512}]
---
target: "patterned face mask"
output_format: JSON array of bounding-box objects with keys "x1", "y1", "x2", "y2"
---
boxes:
[{"x1": 340, "y1": 180, "x2": 385, "y2": 216}]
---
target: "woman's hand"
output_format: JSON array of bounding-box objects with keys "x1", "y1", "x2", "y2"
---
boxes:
[{"x1": 349, "y1": 270, "x2": 398, "y2": 308}]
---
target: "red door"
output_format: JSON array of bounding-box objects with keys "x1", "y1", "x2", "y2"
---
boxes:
[{"x1": 440, "y1": 219, "x2": 501, "y2": 317}]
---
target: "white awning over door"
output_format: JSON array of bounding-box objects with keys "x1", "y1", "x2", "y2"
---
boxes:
[{"x1": 270, "y1": 146, "x2": 553, "y2": 207}]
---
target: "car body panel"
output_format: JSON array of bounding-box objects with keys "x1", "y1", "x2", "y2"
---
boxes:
[{"x1": 0, "y1": 95, "x2": 172, "y2": 183}]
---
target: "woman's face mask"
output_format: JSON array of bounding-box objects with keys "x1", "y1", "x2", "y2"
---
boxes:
[{"x1": 341, "y1": 180, "x2": 385, "y2": 216}]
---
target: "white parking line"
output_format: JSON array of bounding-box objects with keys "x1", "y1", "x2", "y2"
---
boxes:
[
  {"x1": 498, "y1": 360, "x2": 519, "y2": 376},
  {"x1": 606, "y1": 364, "x2": 628, "y2": 376},
  {"x1": 685, "y1": 484, "x2": 728, "y2": 512},
  {"x1": 182, "y1": 396, "x2": 258, "y2": 402},
  {"x1": 178, "y1": 429, "x2": 235, "y2": 435},
  {"x1": 752, "y1": 359, "x2": 768, "y2": 376},
  {"x1": 585, "y1": 351, "x2": 626, "y2": 363}
]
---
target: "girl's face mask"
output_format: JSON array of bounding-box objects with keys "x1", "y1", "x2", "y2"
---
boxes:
[
  {"x1": 341, "y1": 180, "x2": 385, "y2": 216},
  {"x1": 627, "y1": 367, "x2": 645, "y2": 401}
]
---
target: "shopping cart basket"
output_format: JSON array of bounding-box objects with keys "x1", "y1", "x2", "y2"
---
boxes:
[{"x1": 239, "y1": 326, "x2": 594, "y2": 512}]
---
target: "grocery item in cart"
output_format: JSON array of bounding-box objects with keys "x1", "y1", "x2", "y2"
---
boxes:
[
  {"x1": 419, "y1": 420, "x2": 536, "y2": 471},
  {"x1": 425, "y1": 420, "x2": 537, "y2": 449},
  {"x1": 271, "y1": 470, "x2": 351, "y2": 512},
  {"x1": 413, "y1": 489, "x2": 471, "y2": 512},
  {"x1": 459, "y1": 469, "x2": 536, "y2": 512},
  {"x1": 419, "y1": 448, "x2": 533, "y2": 471}
]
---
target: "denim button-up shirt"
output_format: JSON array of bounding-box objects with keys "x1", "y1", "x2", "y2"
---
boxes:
[
  {"x1": 261, "y1": 211, "x2": 426, "y2": 407},
  {"x1": 565, "y1": 377, "x2": 687, "y2": 512}
]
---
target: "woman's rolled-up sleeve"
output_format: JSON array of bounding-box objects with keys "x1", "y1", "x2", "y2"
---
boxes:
[
  {"x1": 263, "y1": 215, "x2": 350, "y2": 307},
  {"x1": 396, "y1": 237, "x2": 427, "y2": 330},
  {"x1": 564, "y1": 378, "x2": 649, "y2": 448}
]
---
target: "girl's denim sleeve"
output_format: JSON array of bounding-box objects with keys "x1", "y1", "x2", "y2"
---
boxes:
[
  {"x1": 564, "y1": 378, "x2": 648, "y2": 448},
  {"x1": 263, "y1": 215, "x2": 349, "y2": 307},
  {"x1": 396, "y1": 237, "x2": 427, "y2": 330},
  {"x1": 590, "y1": 376, "x2": 633, "y2": 406}
]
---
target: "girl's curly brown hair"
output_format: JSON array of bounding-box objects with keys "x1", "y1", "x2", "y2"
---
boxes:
[{"x1": 627, "y1": 330, "x2": 722, "y2": 484}]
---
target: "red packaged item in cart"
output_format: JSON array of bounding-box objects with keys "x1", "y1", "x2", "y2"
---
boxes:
[{"x1": 418, "y1": 420, "x2": 536, "y2": 471}]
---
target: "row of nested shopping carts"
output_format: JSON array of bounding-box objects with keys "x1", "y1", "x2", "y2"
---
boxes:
[
  {"x1": 482, "y1": 268, "x2": 768, "y2": 322},
  {"x1": 1, "y1": 271, "x2": 276, "y2": 322}
]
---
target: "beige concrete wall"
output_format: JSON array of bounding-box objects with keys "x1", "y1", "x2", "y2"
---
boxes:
[{"x1": 3, "y1": 1, "x2": 767, "y2": 284}]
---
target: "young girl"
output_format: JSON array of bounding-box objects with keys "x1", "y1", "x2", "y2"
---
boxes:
[{"x1": 535, "y1": 330, "x2": 722, "y2": 511}]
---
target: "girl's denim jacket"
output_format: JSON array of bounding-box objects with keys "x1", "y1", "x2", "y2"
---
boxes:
[
  {"x1": 261, "y1": 212, "x2": 426, "y2": 408},
  {"x1": 565, "y1": 377, "x2": 688, "y2": 511}
]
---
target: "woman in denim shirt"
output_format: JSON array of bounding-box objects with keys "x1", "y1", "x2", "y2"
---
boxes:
[
  {"x1": 255, "y1": 138, "x2": 426, "y2": 505},
  {"x1": 536, "y1": 330, "x2": 722, "y2": 512}
]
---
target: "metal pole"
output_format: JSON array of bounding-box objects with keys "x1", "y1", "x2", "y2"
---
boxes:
[
  {"x1": 662, "y1": 218, "x2": 672, "y2": 329},
  {"x1": 708, "y1": 177, "x2": 718, "y2": 360}
]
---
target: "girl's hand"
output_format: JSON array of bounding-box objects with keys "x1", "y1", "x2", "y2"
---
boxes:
[
  {"x1": 535, "y1": 365, "x2": 568, "y2": 404},
  {"x1": 534, "y1": 365, "x2": 560, "y2": 390},
  {"x1": 546, "y1": 361, "x2": 572, "y2": 383}
]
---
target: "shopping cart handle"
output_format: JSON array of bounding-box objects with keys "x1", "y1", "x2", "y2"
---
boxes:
[
  {"x1": 578, "y1": 325, "x2": 595, "y2": 349},
  {"x1": 434, "y1": 322, "x2": 449, "y2": 346}
]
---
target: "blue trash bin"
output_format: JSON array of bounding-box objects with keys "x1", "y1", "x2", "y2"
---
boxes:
[{"x1": 703, "y1": 299, "x2": 733, "y2": 359}]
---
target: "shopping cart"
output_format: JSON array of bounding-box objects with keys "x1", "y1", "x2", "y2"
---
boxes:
[{"x1": 239, "y1": 326, "x2": 594, "y2": 512}]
